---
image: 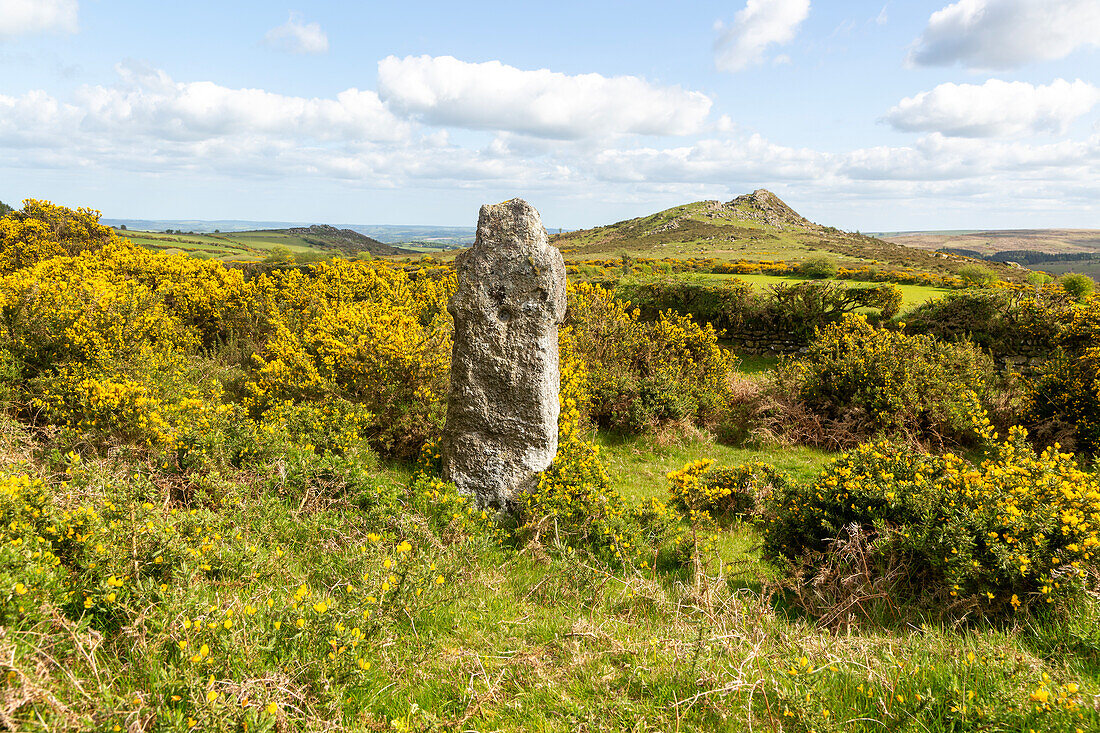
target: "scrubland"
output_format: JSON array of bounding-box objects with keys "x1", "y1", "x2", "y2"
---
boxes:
[{"x1": 1, "y1": 201, "x2": 1100, "y2": 731}]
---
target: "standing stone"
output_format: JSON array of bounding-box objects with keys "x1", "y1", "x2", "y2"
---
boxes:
[{"x1": 441, "y1": 199, "x2": 567, "y2": 509}]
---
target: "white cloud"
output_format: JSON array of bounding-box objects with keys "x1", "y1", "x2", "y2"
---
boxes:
[
  {"x1": 263, "y1": 12, "x2": 329, "y2": 55},
  {"x1": 376, "y1": 55, "x2": 712, "y2": 139},
  {"x1": 909, "y1": 0, "x2": 1100, "y2": 70},
  {"x1": 0, "y1": 61, "x2": 408, "y2": 150},
  {"x1": 885, "y1": 78, "x2": 1100, "y2": 137},
  {"x1": 714, "y1": 0, "x2": 811, "y2": 72},
  {"x1": 584, "y1": 130, "x2": 1100, "y2": 209},
  {"x1": 0, "y1": 0, "x2": 77, "y2": 38},
  {"x1": 1, "y1": 60, "x2": 1097, "y2": 228}
]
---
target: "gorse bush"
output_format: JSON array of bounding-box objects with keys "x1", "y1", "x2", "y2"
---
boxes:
[
  {"x1": 763, "y1": 415, "x2": 1100, "y2": 617},
  {"x1": 798, "y1": 256, "x2": 838, "y2": 279},
  {"x1": 774, "y1": 314, "x2": 993, "y2": 448},
  {"x1": 667, "y1": 459, "x2": 789, "y2": 520},
  {"x1": 0, "y1": 202, "x2": 455, "y2": 461},
  {"x1": 566, "y1": 282, "x2": 733, "y2": 434},
  {"x1": 246, "y1": 264, "x2": 453, "y2": 459},
  {"x1": 0, "y1": 199, "x2": 117, "y2": 271},
  {"x1": 1028, "y1": 294, "x2": 1100, "y2": 453},
  {"x1": 957, "y1": 264, "x2": 997, "y2": 288},
  {"x1": 1058, "y1": 272, "x2": 1094, "y2": 301}
]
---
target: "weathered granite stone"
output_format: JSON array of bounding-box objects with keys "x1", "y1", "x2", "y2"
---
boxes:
[{"x1": 441, "y1": 199, "x2": 567, "y2": 508}]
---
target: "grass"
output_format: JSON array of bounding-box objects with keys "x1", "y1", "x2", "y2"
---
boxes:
[
  {"x1": 5, "y1": 422, "x2": 1100, "y2": 732},
  {"x1": 595, "y1": 429, "x2": 831, "y2": 503},
  {"x1": 689, "y1": 272, "x2": 953, "y2": 308},
  {"x1": 732, "y1": 353, "x2": 779, "y2": 374},
  {"x1": 113, "y1": 228, "x2": 395, "y2": 262}
]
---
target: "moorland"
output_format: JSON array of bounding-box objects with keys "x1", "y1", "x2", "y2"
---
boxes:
[{"x1": 1, "y1": 194, "x2": 1100, "y2": 732}]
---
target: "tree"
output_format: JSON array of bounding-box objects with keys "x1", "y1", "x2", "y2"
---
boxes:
[
  {"x1": 263, "y1": 245, "x2": 295, "y2": 265},
  {"x1": 956, "y1": 264, "x2": 996, "y2": 288},
  {"x1": 1026, "y1": 271, "x2": 1053, "y2": 287},
  {"x1": 0, "y1": 200, "x2": 13, "y2": 218},
  {"x1": 119, "y1": 224, "x2": 128, "y2": 230},
  {"x1": 798, "y1": 256, "x2": 838, "y2": 279},
  {"x1": 1058, "y1": 273, "x2": 1094, "y2": 301}
]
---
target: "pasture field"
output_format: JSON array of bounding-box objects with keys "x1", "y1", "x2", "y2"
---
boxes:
[
  {"x1": 687, "y1": 272, "x2": 953, "y2": 308},
  {"x1": 114, "y1": 227, "x2": 404, "y2": 261},
  {"x1": 115, "y1": 229, "x2": 312, "y2": 260}
]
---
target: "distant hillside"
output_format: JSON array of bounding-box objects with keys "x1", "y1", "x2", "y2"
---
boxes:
[
  {"x1": 880, "y1": 229, "x2": 1100, "y2": 278},
  {"x1": 551, "y1": 189, "x2": 1024, "y2": 281},
  {"x1": 879, "y1": 229, "x2": 1100, "y2": 256},
  {"x1": 274, "y1": 225, "x2": 413, "y2": 256},
  {"x1": 115, "y1": 225, "x2": 414, "y2": 262},
  {"x1": 105, "y1": 218, "x2": 305, "y2": 233},
  {"x1": 104, "y1": 218, "x2": 476, "y2": 246},
  {"x1": 347, "y1": 224, "x2": 475, "y2": 246}
]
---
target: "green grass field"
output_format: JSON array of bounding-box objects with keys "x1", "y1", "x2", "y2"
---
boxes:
[
  {"x1": 115, "y1": 228, "x2": 390, "y2": 262},
  {"x1": 595, "y1": 430, "x2": 831, "y2": 503},
  {"x1": 11, "y1": 422, "x2": 1098, "y2": 732},
  {"x1": 687, "y1": 272, "x2": 953, "y2": 308}
]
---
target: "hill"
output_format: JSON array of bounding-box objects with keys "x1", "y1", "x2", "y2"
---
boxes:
[
  {"x1": 115, "y1": 225, "x2": 415, "y2": 262},
  {"x1": 275, "y1": 224, "x2": 413, "y2": 256},
  {"x1": 550, "y1": 189, "x2": 1024, "y2": 280},
  {"x1": 878, "y1": 229, "x2": 1100, "y2": 278},
  {"x1": 104, "y1": 218, "x2": 477, "y2": 246}
]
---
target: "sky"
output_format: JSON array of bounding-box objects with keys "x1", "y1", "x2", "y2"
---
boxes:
[{"x1": 0, "y1": 0, "x2": 1098, "y2": 231}]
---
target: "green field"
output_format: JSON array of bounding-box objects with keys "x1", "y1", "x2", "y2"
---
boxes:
[
  {"x1": 690, "y1": 272, "x2": 953, "y2": 308},
  {"x1": 116, "y1": 227, "x2": 405, "y2": 261},
  {"x1": 596, "y1": 431, "x2": 831, "y2": 503}
]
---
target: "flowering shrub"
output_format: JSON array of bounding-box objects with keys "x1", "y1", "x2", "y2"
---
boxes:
[
  {"x1": 246, "y1": 262, "x2": 453, "y2": 458},
  {"x1": 567, "y1": 282, "x2": 733, "y2": 433},
  {"x1": 668, "y1": 459, "x2": 789, "y2": 519},
  {"x1": 0, "y1": 199, "x2": 118, "y2": 272},
  {"x1": 0, "y1": 202, "x2": 457, "y2": 459},
  {"x1": 774, "y1": 314, "x2": 993, "y2": 447},
  {"x1": 0, "y1": 243, "x2": 225, "y2": 448},
  {"x1": 1028, "y1": 295, "x2": 1100, "y2": 453},
  {"x1": 763, "y1": 418, "x2": 1100, "y2": 615}
]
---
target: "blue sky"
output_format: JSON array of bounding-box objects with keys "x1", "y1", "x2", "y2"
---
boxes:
[{"x1": 1, "y1": 0, "x2": 1098, "y2": 230}]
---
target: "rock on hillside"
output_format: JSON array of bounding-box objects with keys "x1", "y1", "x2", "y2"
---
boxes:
[
  {"x1": 645, "y1": 189, "x2": 818, "y2": 238},
  {"x1": 280, "y1": 224, "x2": 415, "y2": 256},
  {"x1": 726, "y1": 189, "x2": 819, "y2": 229}
]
